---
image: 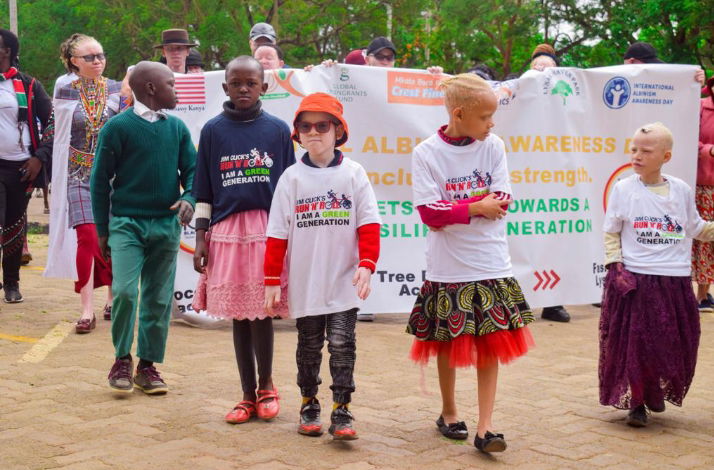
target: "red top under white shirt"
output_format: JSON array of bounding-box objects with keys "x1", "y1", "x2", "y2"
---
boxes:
[
  {"x1": 412, "y1": 131, "x2": 514, "y2": 282},
  {"x1": 417, "y1": 127, "x2": 509, "y2": 227},
  {"x1": 264, "y1": 153, "x2": 381, "y2": 318}
]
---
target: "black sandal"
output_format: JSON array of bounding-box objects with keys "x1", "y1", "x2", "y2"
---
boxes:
[
  {"x1": 436, "y1": 415, "x2": 468, "y2": 440},
  {"x1": 474, "y1": 431, "x2": 507, "y2": 453}
]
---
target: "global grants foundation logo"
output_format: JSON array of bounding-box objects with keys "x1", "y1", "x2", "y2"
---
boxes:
[
  {"x1": 542, "y1": 69, "x2": 581, "y2": 105},
  {"x1": 329, "y1": 66, "x2": 368, "y2": 103},
  {"x1": 603, "y1": 76, "x2": 631, "y2": 109}
]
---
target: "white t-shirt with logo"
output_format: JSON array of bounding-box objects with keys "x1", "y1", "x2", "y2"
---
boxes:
[
  {"x1": 603, "y1": 174, "x2": 705, "y2": 276},
  {"x1": 266, "y1": 157, "x2": 381, "y2": 318},
  {"x1": 412, "y1": 133, "x2": 513, "y2": 282},
  {"x1": 0, "y1": 80, "x2": 32, "y2": 161}
]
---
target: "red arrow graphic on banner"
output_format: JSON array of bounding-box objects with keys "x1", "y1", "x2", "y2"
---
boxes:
[
  {"x1": 534, "y1": 271, "x2": 543, "y2": 290},
  {"x1": 533, "y1": 270, "x2": 561, "y2": 290},
  {"x1": 550, "y1": 270, "x2": 561, "y2": 288},
  {"x1": 542, "y1": 270, "x2": 551, "y2": 288}
]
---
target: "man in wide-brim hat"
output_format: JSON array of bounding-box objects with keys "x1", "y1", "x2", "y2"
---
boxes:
[{"x1": 154, "y1": 29, "x2": 196, "y2": 74}]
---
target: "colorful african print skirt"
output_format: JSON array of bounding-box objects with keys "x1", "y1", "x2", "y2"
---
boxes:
[
  {"x1": 692, "y1": 184, "x2": 714, "y2": 284},
  {"x1": 406, "y1": 278, "x2": 534, "y2": 368}
]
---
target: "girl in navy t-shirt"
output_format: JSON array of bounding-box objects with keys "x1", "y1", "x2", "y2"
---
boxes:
[{"x1": 191, "y1": 56, "x2": 294, "y2": 425}]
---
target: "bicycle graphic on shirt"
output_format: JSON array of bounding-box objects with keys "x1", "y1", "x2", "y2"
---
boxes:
[
  {"x1": 248, "y1": 148, "x2": 274, "y2": 168},
  {"x1": 472, "y1": 169, "x2": 492, "y2": 187},
  {"x1": 663, "y1": 214, "x2": 682, "y2": 233},
  {"x1": 327, "y1": 190, "x2": 352, "y2": 209}
]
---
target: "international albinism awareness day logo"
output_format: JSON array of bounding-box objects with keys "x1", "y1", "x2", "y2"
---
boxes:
[{"x1": 603, "y1": 76, "x2": 631, "y2": 109}]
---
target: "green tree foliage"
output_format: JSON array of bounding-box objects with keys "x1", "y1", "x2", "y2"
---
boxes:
[{"x1": 1, "y1": 0, "x2": 711, "y2": 86}]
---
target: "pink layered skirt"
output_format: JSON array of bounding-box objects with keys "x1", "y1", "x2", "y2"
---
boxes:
[{"x1": 193, "y1": 210, "x2": 288, "y2": 320}]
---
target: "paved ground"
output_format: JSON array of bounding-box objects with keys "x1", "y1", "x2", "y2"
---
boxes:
[{"x1": 2, "y1": 197, "x2": 714, "y2": 469}]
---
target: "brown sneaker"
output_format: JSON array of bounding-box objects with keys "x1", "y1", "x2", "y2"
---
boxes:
[
  {"x1": 102, "y1": 305, "x2": 112, "y2": 321},
  {"x1": 134, "y1": 365, "x2": 168, "y2": 395},
  {"x1": 108, "y1": 357, "x2": 133, "y2": 393}
]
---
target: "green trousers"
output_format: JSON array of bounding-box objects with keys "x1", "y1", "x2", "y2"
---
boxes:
[{"x1": 109, "y1": 215, "x2": 180, "y2": 363}]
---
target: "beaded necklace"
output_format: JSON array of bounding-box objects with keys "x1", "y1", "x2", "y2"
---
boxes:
[{"x1": 73, "y1": 76, "x2": 108, "y2": 152}]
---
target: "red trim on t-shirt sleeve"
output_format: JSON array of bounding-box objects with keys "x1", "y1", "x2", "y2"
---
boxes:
[
  {"x1": 264, "y1": 237, "x2": 288, "y2": 286},
  {"x1": 357, "y1": 223, "x2": 380, "y2": 272},
  {"x1": 455, "y1": 192, "x2": 511, "y2": 218},
  {"x1": 417, "y1": 201, "x2": 470, "y2": 228}
]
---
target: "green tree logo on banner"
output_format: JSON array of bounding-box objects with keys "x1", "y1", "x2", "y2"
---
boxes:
[{"x1": 551, "y1": 80, "x2": 573, "y2": 105}]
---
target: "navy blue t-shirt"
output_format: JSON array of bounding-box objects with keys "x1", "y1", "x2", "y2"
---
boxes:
[{"x1": 192, "y1": 110, "x2": 296, "y2": 226}]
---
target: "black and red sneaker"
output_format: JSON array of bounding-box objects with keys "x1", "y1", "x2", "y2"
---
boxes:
[
  {"x1": 298, "y1": 398, "x2": 323, "y2": 436},
  {"x1": 108, "y1": 357, "x2": 133, "y2": 394},
  {"x1": 328, "y1": 405, "x2": 358, "y2": 440}
]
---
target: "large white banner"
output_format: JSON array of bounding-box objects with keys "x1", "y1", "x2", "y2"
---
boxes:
[{"x1": 170, "y1": 64, "x2": 700, "y2": 320}]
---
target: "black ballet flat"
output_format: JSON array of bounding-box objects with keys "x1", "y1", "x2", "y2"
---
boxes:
[
  {"x1": 474, "y1": 431, "x2": 507, "y2": 453},
  {"x1": 436, "y1": 415, "x2": 468, "y2": 440}
]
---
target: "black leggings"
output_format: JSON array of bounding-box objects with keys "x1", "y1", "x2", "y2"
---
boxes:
[{"x1": 233, "y1": 317, "x2": 274, "y2": 394}]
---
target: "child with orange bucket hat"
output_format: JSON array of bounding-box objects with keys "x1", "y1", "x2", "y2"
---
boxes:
[{"x1": 264, "y1": 92, "x2": 381, "y2": 440}]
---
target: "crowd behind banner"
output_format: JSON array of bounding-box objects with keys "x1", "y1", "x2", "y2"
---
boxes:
[{"x1": 0, "y1": 19, "x2": 712, "y2": 448}]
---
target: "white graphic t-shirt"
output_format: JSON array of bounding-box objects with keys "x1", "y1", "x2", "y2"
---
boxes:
[
  {"x1": 412, "y1": 133, "x2": 513, "y2": 282},
  {"x1": 266, "y1": 157, "x2": 381, "y2": 318},
  {"x1": 0, "y1": 80, "x2": 31, "y2": 161},
  {"x1": 603, "y1": 174, "x2": 705, "y2": 276}
]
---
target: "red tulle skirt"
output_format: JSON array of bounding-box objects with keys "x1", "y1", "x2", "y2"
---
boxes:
[
  {"x1": 409, "y1": 326, "x2": 534, "y2": 369},
  {"x1": 406, "y1": 278, "x2": 535, "y2": 369}
]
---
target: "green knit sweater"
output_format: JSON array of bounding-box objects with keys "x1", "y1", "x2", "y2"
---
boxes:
[{"x1": 90, "y1": 109, "x2": 197, "y2": 237}]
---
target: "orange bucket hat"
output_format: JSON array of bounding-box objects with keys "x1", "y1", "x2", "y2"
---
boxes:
[{"x1": 291, "y1": 92, "x2": 349, "y2": 147}]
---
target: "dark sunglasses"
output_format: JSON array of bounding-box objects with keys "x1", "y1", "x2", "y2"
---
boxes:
[
  {"x1": 295, "y1": 120, "x2": 337, "y2": 134},
  {"x1": 74, "y1": 53, "x2": 106, "y2": 62},
  {"x1": 372, "y1": 53, "x2": 395, "y2": 61}
]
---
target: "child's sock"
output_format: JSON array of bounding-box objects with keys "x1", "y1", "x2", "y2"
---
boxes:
[
  {"x1": 333, "y1": 402, "x2": 349, "y2": 410},
  {"x1": 302, "y1": 396, "x2": 316, "y2": 405},
  {"x1": 138, "y1": 358, "x2": 153, "y2": 370}
]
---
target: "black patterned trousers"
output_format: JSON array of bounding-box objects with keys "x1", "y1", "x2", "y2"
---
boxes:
[
  {"x1": 296, "y1": 308, "x2": 357, "y2": 404},
  {"x1": 0, "y1": 160, "x2": 31, "y2": 286}
]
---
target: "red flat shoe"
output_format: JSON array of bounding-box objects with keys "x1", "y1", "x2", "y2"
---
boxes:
[
  {"x1": 256, "y1": 388, "x2": 280, "y2": 421},
  {"x1": 225, "y1": 401, "x2": 256, "y2": 424},
  {"x1": 75, "y1": 315, "x2": 96, "y2": 334}
]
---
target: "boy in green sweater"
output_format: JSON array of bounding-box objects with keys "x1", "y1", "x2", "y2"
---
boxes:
[{"x1": 90, "y1": 61, "x2": 196, "y2": 395}]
